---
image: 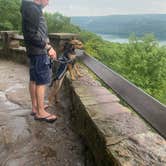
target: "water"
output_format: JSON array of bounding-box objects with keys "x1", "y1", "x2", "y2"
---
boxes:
[
  {"x1": 97, "y1": 33, "x2": 128, "y2": 43},
  {"x1": 97, "y1": 33, "x2": 166, "y2": 46}
]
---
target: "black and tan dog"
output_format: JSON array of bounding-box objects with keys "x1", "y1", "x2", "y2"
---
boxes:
[
  {"x1": 48, "y1": 39, "x2": 83, "y2": 105},
  {"x1": 67, "y1": 39, "x2": 83, "y2": 80}
]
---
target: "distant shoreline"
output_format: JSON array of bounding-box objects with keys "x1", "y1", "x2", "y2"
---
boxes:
[
  {"x1": 71, "y1": 14, "x2": 166, "y2": 43},
  {"x1": 97, "y1": 33, "x2": 166, "y2": 46}
]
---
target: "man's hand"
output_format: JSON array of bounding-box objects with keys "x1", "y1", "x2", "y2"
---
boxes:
[
  {"x1": 45, "y1": 44, "x2": 57, "y2": 59},
  {"x1": 48, "y1": 47, "x2": 57, "y2": 59}
]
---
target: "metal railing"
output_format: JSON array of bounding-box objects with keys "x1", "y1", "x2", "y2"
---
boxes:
[{"x1": 76, "y1": 49, "x2": 166, "y2": 139}]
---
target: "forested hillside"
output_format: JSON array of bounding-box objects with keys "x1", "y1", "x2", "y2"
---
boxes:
[
  {"x1": 71, "y1": 14, "x2": 166, "y2": 40},
  {"x1": 0, "y1": 0, "x2": 21, "y2": 30},
  {"x1": 84, "y1": 34, "x2": 166, "y2": 104},
  {"x1": 0, "y1": 0, "x2": 165, "y2": 104}
]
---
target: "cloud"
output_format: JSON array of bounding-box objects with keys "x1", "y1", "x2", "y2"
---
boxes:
[{"x1": 45, "y1": 0, "x2": 166, "y2": 16}]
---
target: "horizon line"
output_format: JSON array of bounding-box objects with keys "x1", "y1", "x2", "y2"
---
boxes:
[{"x1": 69, "y1": 13, "x2": 166, "y2": 17}]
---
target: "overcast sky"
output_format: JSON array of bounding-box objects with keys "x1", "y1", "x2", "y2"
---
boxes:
[{"x1": 44, "y1": 0, "x2": 166, "y2": 16}]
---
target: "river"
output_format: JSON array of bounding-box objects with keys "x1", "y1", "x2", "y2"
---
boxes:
[{"x1": 97, "y1": 33, "x2": 166, "y2": 46}]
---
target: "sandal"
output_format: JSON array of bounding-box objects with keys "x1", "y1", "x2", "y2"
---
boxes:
[
  {"x1": 34, "y1": 114, "x2": 57, "y2": 123},
  {"x1": 30, "y1": 112, "x2": 36, "y2": 116},
  {"x1": 30, "y1": 105, "x2": 49, "y2": 116}
]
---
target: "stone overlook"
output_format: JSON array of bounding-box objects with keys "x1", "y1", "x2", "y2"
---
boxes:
[{"x1": 0, "y1": 31, "x2": 165, "y2": 166}]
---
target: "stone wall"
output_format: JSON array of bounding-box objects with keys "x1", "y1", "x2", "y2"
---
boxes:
[
  {"x1": 0, "y1": 31, "x2": 79, "y2": 64},
  {"x1": 0, "y1": 31, "x2": 165, "y2": 166},
  {"x1": 63, "y1": 68, "x2": 166, "y2": 166},
  {"x1": 0, "y1": 31, "x2": 27, "y2": 64}
]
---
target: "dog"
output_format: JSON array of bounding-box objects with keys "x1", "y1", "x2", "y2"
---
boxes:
[
  {"x1": 48, "y1": 39, "x2": 83, "y2": 105},
  {"x1": 67, "y1": 39, "x2": 83, "y2": 80}
]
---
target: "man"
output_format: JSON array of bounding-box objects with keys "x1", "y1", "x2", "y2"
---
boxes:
[{"x1": 21, "y1": 0, "x2": 57, "y2": 122}]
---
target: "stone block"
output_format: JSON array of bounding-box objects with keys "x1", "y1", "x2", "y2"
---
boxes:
[
  {"x1": 108, "y1": 132, "x2": 166, "y2": 166},
  {"x1": 86, "y1": 103, "x2": 129, "y2": 119},
  {"x1": 80, "y1": 95, "x2": 119, "y2": 106},
  {"x1": 74, "y1": 85, "x2": 117, "y2": 97}
]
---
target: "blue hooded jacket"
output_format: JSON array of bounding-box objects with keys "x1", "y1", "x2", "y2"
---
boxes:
[{"x1": 21, "y1": 0, "x2": 49, "y2": 56}]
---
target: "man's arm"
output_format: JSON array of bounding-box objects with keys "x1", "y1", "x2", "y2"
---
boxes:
[{"x1": 22, "y1": 4, "x2": 57, "y2": 59}]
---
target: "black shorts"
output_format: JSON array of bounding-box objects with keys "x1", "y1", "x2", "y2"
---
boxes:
[{"x1": 29, "y1": 54, "x2": 51, "y2": 85}]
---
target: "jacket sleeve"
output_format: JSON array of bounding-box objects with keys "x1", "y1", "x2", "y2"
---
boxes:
[{"x1": 23, "y1": 5, "x2": 46, "y2": 48}]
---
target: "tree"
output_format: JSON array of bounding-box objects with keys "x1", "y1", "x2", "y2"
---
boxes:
[
  {"x1": 0, "y1": 0, "x2": 21, "y2": 30},
  {"x1": 85, "y1": 33, "x2": 166, "y2": 104},
  {"x1": 44, "y1": 12, "x2": 81, "y2": 33}
]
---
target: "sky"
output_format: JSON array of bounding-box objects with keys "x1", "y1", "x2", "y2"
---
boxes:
[{"x1": 45, "y1": 0, "x2": 166, "y2": 16}]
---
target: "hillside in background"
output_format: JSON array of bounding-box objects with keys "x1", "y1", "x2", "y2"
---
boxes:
[{"x1": 71, "y1": 14, "x2": 166, "y2": 40}]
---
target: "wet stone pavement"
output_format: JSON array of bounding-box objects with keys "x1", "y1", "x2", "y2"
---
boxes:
[{"x1": 0, "y1": 60, "x2": 84, "y2": 166}]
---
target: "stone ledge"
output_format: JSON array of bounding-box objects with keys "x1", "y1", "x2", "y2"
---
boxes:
[
  {"x1": 63, "y1": 66, "x2": 166, "y2": 166},
  {"x1": 0, "y1": 48, "x2": 28, "y2": 65}
]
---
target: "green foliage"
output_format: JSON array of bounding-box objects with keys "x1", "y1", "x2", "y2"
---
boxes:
[
  {"x1": 84, "y1": 33, "x2": 166, "y2": 104},
  {"x1": 0, "y1": 0, "x2": 21, "y2": 30},
  {"x1": 44, "y1": 12, "x2": 81, "y2": 33}
]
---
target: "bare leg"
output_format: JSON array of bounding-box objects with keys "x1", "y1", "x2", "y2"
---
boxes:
[
  {"x1": 29, "y1": 81, "x2": 37, "y2": 113},
  {"x1": 36, "y1": 85, "x2": 57, "y2": 119},
  {"x1": 36, "y1": 85, "x2": 45, "y2": 115},
  {"x1": 29, "y1": 81, "x2": 48, "y2": 113}
]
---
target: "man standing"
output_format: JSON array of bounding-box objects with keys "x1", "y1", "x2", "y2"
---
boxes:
[{"x1": 21, "y1": 0, "x2": 57, "y2": 122}]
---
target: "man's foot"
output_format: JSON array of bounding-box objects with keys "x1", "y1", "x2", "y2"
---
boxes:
[
  {"x1": 34, "y1": 114, "x2": 57, "y2": 123},
  {"x1": 34, "y1": 111, "x2": 57, "y2": 123},
  {"x1": 35, "y1": 110, "x2": 57, "y2": 119},
  {"x1": 30, "y1": 105, "x2": 50, "y2": 116},
  {"x1": 30, "y1": 112, "x2": 36, "y2": 116},
  {"x1": 30, "y1": 106, "x2": 37, "y2": 116}
]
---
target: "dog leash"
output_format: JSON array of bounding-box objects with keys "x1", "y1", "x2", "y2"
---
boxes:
[
  {"x1": 51, "y1": 57, "x2": 73, "y2": 64},
  {"x1": 54, "y1": 59, "x2": 72, "y2": 64}
]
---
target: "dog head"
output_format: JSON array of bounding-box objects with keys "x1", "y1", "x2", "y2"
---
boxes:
[
  {"x1": 59, "y1": 39, "x2": 84, "y2": 51},
  {"x1": 59, "y1": 39, "x2": 83, "y2": 60},
  {"x1": 69, "y1": 39, "x2": 84, "y2": 49},
  {"x1": 59, "y1": 41, "x2": 75, "y2": 60}
]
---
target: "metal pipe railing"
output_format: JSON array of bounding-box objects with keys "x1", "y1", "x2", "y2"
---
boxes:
[{"x1": 75, "y1": 49, "x2": 166, "y2": 139}]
